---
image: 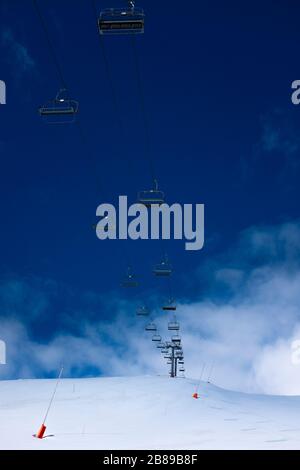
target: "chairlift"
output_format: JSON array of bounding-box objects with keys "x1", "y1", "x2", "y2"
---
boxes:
[
  {"x1": 121, "y1": 267, "x2": 138, "y2": 288},
  {"x1": 39, "y1": 89, "x2": 78, "y2": 124},
  {"x1": 179, "y1": 366, "x2": 185, "y2": 373},
  {"x1": 167, "y1": 359, "x2": 172, "y2": 365},
  {"x1": 138, "y1": 179, "x2": 165, "y2": 208},
  {"x1": 161, "y1": 348, "x2": 168, "y2": 354},
  {"x1": 136, "y1": 306, "x2": 150, "y2": 316},
  {"x1": 145, "y1": 322, "x2": 157, "y2": 332},
  {"x1": 178, "y1": 359, "x2": 184, "y2": 365},
  {"x1": 171, "y1": 334, "x2": 181, "y2": 345},
  {"x1": 156, "y1": 342, "x2": 165, "y2": 349},
  {"x1": 168, "y1": 320, "x2": 180, "y2": 331},
  {"x1": 153, "y1": 255, "x2": 172, "y2": 277},
  {"x1": 162, "y1": 298, "x2": 177, "y2": 311},
  {"x1": 98, "y1": 1, "x2": 144, "y2": 35},
  {"x1": 152, "y1": 334, "x2": 162, "y2": 342}
]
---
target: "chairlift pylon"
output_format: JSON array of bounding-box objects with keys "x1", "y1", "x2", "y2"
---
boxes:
[
  {"x1": 39, "y1": 89, "x2": 78, "y2": 124},
  {"x1": 171, "y1": 334, "x2": 181, "y2": 345},
  {"x1": 175, "y1": 348, "x2": 183, "y2": 356},
  {"x1": 98, "y1": 0, "x2": 144, "y2": 35},
  {"x1": 138, "y1": 179, "x2": 165, "y2": 208}
]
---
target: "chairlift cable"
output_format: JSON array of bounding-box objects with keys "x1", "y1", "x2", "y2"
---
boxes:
[
  {"x1": 91, "y1": 0, "x2": 124, "y2": 134},
  {"x1": 92, "y1": 1, "x2": 165, "y2": 231},
  {"x1": 33, "y1": 0, "x2": 105, "y2": 199},
  {"x1": 33, "y1": 0, "x2": 165, "y2": 284},
  {"x1": 33, "y1": 0, "x2": 136, "y2": 281},
  {"x1": 91, "y1": 0, "x2": 141, "y2": 280},
  {"x1": 91, "y1": 0, "x2": 135, "y2": 176},
  {"x1": 130, "y1": 35, "x2": 156, "y2": 185},
  {"x1": 76, "y1": 120, "x2": 106, "y2": 199},
  {"x1": 32, "y1": 0, "x2": 67, "y2": 90},
  {"x1": 167, "y1": 276, "x2": 175, "y2": 306}
]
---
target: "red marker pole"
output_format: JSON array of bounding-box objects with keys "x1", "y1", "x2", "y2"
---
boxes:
[{"x1": 35, "y1": 366, "x2": 64, "y2": 439}]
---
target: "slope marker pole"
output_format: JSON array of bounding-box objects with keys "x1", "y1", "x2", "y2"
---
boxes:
[
  {"x1": 207, "y1": 362, "x2": 215, "y2": 384},
  {"x1": 35, "y1": 366, "x2": 64, "y2": 439},
  {"x1": 192, "y1": 363, "x2": 206, "y2": 399}
]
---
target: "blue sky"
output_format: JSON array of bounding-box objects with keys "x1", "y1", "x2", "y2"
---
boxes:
[{"x1": 1, "y1": 0, "x2": 300, "y2": 391}]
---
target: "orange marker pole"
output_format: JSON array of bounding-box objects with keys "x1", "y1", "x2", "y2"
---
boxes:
[
  {"x1": 36, "y1": 423, "x2": 47, "y2": 439},
  {"x1": 35, "y1": 366, "x2": 64, "y2": 439}
]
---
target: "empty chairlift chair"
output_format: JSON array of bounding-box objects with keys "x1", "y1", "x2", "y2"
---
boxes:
[
  {"x1": 39, "y1": 89, "x2": 79, "y2": 124},
  {"x1": 121, "y1": 268, "x2": 138, "y2": 288},
  {"x1": 138, "y1": 179, "x2": 165, "y2": 208},
  {"x1": 156, "y1": 342, "x2": 165, "y2": 349},
  {"x1": 152, "y1": 333, "x2": 162, "y2": 342},
  {"x1": 98, "y1": 1, "x2": 144, "y2": 35},
  {"x1": 145, "y1": 322, "x2": 157, "y2": 332},
  {"x1": 171, "y1": 334, "x2": 181, "y2": 345},
  {"x1": 162, "y1": 298, "x2": 177, "y2": 311},
  {"x1": 153, "y1": 256, "x2": 172, "y2": 277},
  {"x1": 136, "y1": 306, "x2": 150, "y2": 316},
  {"x1": 168, "y1": 320, "x2": 180, "y2": 331}
]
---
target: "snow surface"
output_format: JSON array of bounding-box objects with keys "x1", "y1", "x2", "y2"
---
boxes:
[{"x1": 1, "y1": 375, "x2": 300, "y2": 450}]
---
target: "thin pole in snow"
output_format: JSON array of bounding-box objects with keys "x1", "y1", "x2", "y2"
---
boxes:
[
  {"x1": 35, "y1": 365, "x2": 64, "y2": 439},
  {"x1": 207, "y1": 362, "x2": 215, "y2": 384},
  {"x1": 42, "y1": 365, "x2": 64, "y2": 425},
  {"x1": 196, "y1": 363, "x2": 206, "y2": 393}
]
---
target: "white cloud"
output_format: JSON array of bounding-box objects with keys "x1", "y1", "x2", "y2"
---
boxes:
[
  {"x1": 1, "y1": 28, "x2": 35, "y2": 78},
  {"x1": 253, "y1": 327, "x2": 300, "y2": 396},
  {"x1": 1, "y1": 221, "x2": 300, "y2": 396},
  {"x1": 0, "y1": 313, "x2": 163, "y2": 380}
]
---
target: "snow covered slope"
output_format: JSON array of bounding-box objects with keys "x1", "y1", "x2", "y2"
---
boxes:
[{"x1": 1, "y1": 375, "x2": 300, "y2": 450}]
